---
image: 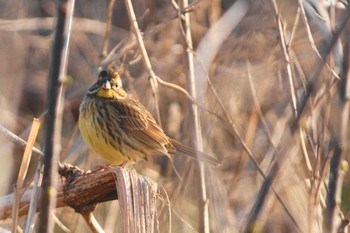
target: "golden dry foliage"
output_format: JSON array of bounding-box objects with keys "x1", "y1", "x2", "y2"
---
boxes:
[{"x1": 0, "y1": 0, "x2": 350, "y2": 232}]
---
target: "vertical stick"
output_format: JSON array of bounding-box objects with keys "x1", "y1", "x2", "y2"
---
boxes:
[
  {"x1": 325, "y1": 38, "x2": 350, "y2": 233},
  {"x1": 24, "y1": 161, "x2": 42, "y2": 233},
  {"x1": 38, "y1": 0, "x2": 75, "y2": 232},
  {"x1": 99, "y1": 0, "x2": 116, "y2": 64},
  {"x1": 181, "y1": 1, "x2": 209, "y2": 232}
]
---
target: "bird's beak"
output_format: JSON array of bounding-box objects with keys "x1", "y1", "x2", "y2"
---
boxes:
[{"x1": 102, "y1": 80, "x2": 111, "y2": 90}]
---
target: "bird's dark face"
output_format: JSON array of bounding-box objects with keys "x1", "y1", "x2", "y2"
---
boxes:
[{"x1": 88, "y1": 69, "x2": 127, "y2": 99}]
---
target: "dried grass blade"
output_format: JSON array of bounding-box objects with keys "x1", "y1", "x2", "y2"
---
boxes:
[{"x1": 12, "y1": 118, "x2": 40, "y2": 233}]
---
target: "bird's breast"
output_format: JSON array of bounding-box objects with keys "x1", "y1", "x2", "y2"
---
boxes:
[{"x1": 78, "y1": 99, "x2": 128, "y2": 164}]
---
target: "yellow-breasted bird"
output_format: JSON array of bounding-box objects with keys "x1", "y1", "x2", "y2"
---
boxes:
[{"x1": 79, "y1": 68, "x2": 220, "y2": 166}]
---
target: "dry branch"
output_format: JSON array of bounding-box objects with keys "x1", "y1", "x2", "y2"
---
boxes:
[
  {"x1": 180, "y1": 0, "x2": 210, "y2": 231},
  {"x1": 38, "y1": 0, "x2": 75, "y2": 231},
  {"x1": 0, "y1": 165, "x2": 117, "y2": 221},
  {"x1": 1, "y1": 164, "x2": 159, "y2": 233},
  {"x1": 0, "y1": 124, "x2": 43, "y2": 160}
]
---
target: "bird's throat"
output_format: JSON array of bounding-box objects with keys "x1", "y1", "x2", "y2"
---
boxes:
[
  {"x1": 97, "y1": 89, "x2": 114, "y2": 98},
  {"x1": 96, "y1": 88, "x2": 127, "y2": 99}
]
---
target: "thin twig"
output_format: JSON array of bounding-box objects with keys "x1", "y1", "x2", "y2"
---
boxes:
[
  {"x1": 158, "y1": 184, "x2": 197, "y2": 232},
  {"x1": 289, "y1": 7, "x2": 301, "y2": 46},
  {"x1": 246, "y1": 61, "x2": 276, "y2": 149},
  {"x1": 170, "y1": 0, "x2": 187, "y2": 46},
  {"x1": 181, "y1": 0, "x2": 210, "y2": 231},
  {"x1": 297, "y1": 0, "x2": 340, "y2": 80},
  {"x1": 0, "y1": 124, "x2": 43, "y2": 159},
  {"x1": 325, "y1": 139, "x2": 342, "y2": 233},
  {"x1": 158, "y1": 185, "x2": 172, "y2": 233},
  {"x1": 325, "y1": 34, "x2": 350, "y2": 233},
  {"x1": 299, "y1": 128, "x2": 313, "y2": 174},
  {"x1": 271, "y1": 0, "x2": 298, "y2": 118},
  {"x1": 82, "y1": 212, "x2": 105, "y2": 233},
  {"x1": 242, "y1": 161, "x2": 280, "y2": 233},
  {"x1": 24, "y1": 161, "x2": 42, "y2": 233},
  {"x1": 99, "y1": 0, "x2": 116, "y2": 64},
  {"x1": 124, "y1": 0, "x2": 161, "y2": 124},
  {"x1": 100, "y1": 1, "x2": 198, "y2": 68},
  {"x1": 290, "y1": 5, "x2": 350, "y2": 132},
  {"x1": 155, "y1": 76, "x2": 194, "y2": 101},
  {"x1": 52, "y1": 213, "x2": 71, "y2": 232},
  {"x1": 0, "y1": 17, "x2": 121, "y2": 36}
]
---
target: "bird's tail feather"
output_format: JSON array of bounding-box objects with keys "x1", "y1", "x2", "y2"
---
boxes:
[{"x1": 170, "y1": 139, "x2": 221, "y2": 166}]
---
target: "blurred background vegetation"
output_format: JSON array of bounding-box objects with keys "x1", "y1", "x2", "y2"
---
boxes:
[{"x1": 1, "y1": 0, "x2": 350, "y2": 232}]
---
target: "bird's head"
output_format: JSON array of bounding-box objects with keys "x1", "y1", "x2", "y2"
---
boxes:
[{"x1": 88, "y1": 68, "x2": 127, "y2": 99}]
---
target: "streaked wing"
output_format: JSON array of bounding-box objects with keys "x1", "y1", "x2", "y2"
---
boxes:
[{"x1": 107, "y1": 97, "x2": 170, "y2": 152}]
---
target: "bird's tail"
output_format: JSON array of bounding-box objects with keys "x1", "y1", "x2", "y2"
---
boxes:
[{"x1": 170, "y1": 139, "x2": 221, "y2": 166}]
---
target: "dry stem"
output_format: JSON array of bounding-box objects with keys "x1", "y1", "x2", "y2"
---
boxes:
[
  {"x1": 124, "y1": 0, "x2": 161, "y2": 124},
  {"x1": 12, "y1": 119, "x2": 40, "y2": 233}
]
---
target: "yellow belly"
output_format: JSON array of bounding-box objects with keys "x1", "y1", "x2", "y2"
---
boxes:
[{"x1": 79, "y1": 113, "x2": 129, "y2": 165}]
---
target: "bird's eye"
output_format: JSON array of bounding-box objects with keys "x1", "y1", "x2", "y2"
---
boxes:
[
  {"x1": 111, "y1": 82, "x2": 118, "y2": 88},
  {"x1": 110, "y1": 78, "x2": 122, "y2": 88}
]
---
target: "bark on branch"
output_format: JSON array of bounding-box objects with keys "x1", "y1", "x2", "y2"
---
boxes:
[{"x1": 0, "y1": 164, "x2": 118, "y2": 220}]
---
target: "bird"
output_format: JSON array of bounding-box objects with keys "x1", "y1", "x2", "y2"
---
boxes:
[{"x1": 78, "y1": 68, "x2": 220, "y2": 166}]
